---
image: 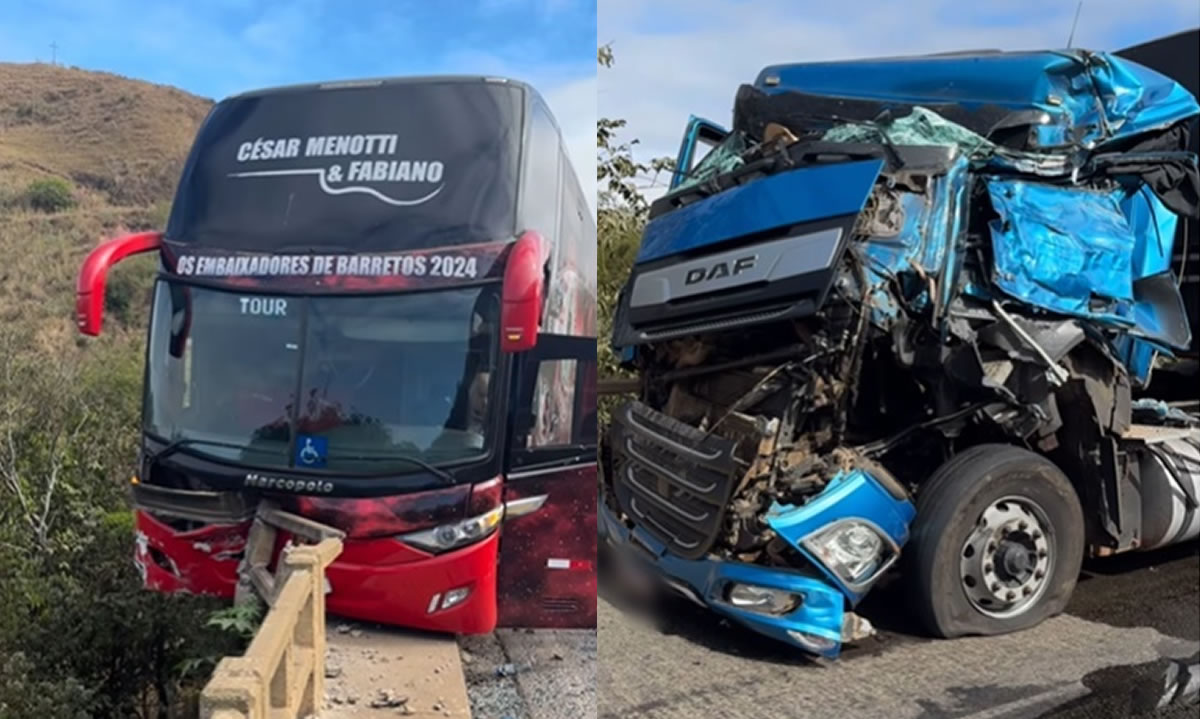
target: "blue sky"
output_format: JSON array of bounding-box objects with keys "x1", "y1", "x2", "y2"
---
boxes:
[
  {"x1": 0, "y1": 0, "x2": 597, "y2": 206},
  {"x1": 599, "y1": 0, "x2": 1200, "y2": 200}
]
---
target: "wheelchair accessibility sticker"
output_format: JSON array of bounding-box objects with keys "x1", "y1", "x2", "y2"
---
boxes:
[{"x1": 295, "y1": 435, "x2": 328, "y2": 468}]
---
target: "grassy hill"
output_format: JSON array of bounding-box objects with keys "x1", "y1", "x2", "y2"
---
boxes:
[
  {"x1": 0, "y1": 62, "x2": 211, "y2": 209},
  {"x1": 0, "y1": 62, "x2": 211, "y2": 334}
]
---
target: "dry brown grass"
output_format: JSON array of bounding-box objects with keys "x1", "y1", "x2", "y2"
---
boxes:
[
  {"x1": 0, "y1": 61, "x2": 212, "y2": 209},
  {"x1": 0, "y1": 62, "x2": 202, "y2": 349}
]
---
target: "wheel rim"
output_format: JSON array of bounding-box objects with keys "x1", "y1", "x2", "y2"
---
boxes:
[{"x1": 959, "y1": 495, "x2": 1053, "y2": 619}]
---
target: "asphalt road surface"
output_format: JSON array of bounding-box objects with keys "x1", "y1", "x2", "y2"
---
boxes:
[
  {"x1": 598, "y1": 541, "x2": 1200, "y2": 719},
  {"x1": 462, "y1": 628, "x2": 597, "y2": 719}
]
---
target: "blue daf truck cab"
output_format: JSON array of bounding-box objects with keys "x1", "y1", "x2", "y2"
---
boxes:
[{"x1": 599, "y1": 48, "x2": 1200, "y2": 657}]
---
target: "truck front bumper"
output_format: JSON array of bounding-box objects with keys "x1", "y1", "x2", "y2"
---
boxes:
[{"x1": 599, "y1": 500, "x2": 848, "y2": 657}]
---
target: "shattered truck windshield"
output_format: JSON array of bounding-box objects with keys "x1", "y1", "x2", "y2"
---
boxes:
[{"x1": 144, "y1": 281, "x2": 499, "y2": 475}]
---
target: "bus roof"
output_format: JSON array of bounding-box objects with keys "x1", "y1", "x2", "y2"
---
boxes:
[{"x1": 224, "y1": 74, "x2": 534, "y2": 101}]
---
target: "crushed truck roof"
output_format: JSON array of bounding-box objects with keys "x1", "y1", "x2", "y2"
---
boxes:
[{"x1": 751, "y1": 49, "x2": 1199, "y2": 150}]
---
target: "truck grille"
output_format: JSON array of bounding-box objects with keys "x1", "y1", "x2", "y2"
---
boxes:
[{"x1": 609, "y1": 401, "x2": 739, "y2": 560}]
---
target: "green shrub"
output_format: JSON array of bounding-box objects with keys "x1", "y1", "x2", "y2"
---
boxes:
[
  {"x1": 26, "y1": 177, "x2": 76, "y2": 213},
  {"x1": 0, "y1": 322, "x2": 247, "y2": 717},
  {"x1": 0, "y1": 652, "x2": 92, "y2": 719},
  {"x1": 1, "y1": 510, "x2": 246, "y2": 718}
]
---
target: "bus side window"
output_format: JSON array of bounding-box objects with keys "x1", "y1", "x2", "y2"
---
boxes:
[
  {"x1": 508, "y1": 335, "x2": 597, "y2": 470},
  {"x1": 521, "y1": 99, "x2": 561, "y2": 247},
  {"x1": 528, "y1": 359, "x2": 579, "y2": 448}
]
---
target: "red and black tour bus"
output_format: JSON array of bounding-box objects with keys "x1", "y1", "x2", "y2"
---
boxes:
[{"x1": 75, "y1": 76, "x2": 598, "y2": 633}]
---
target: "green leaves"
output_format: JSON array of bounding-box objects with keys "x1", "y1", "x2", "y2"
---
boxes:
[
  {"x1": 596, "y1": 45, "x2": 674, "y2": 213},
  {"x1": 0, "y1": 652, "x2": 93, "y2": 719},
  {"x1": 24, "y1": 177, "x2": 76, "y2": 213},
  {"x1": 0, "y1": 319, "x2": 245, "y2": 717},
  {"x1": 596, "y1": 46, "x2": 669, "y2": 421},
  {"x1": 205, "y1": 601, "x2": 264, "y2": 641}
]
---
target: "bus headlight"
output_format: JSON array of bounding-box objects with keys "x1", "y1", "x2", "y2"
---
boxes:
[
  {"x1": 398, "y1": 506, "x2": 503, "y2": 553},
  {"x1": 801, "y1": 518, "x2": 897, "y2": 589}
]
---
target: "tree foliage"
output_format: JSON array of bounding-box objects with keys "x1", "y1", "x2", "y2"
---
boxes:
[
  {"x1": 596, "y1": 48, "x2": 673, "y2": 213},
  {"x1": 0, "y1": 234, "x2": 249, "y2": 717},
  {"x1": 596, "y1": 45, "x2": 672, "y2": 416}
]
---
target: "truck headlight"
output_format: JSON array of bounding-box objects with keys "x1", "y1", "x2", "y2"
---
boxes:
[
  {"x1": 725, "y1": 583, "x2": 802, "y2": 615},
  {"x1": 801, "y1": 518, "x2": 897, "y2": 589},
  {"x1": 398, "y1": 506, "x2": 503, "y2": 553}
]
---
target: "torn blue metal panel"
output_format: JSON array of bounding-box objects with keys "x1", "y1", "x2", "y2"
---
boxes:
[
  {"x1": 1121, "y1": 186, "x2": 1179, "y2": 279},
  {"x1": 1113, "y1": 335, "x2": 1158, "y2": 386},
  {"x1": 935, "y1": 156, "x2": 972, "y2": 324},
  {"x1": 987, "y1": 179, "x2": 1136, "y2": 325},
  {"x1": 861, "y1": 156, "x2": 970, "y2": 329},
  {"x1": 862, "y1": 191, "x2": 932, "y2": 327},
  {"x1": 1087, "y1": 53, "x2": 1200, "y2": 144},
  {"x1": 863, "y1": 193, "x2": 931, "y2": 269},
  {"x1": 755, "y1": 50, "x2": 1199, "y2": 149}
]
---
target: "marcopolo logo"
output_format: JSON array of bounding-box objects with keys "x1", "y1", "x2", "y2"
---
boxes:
[
  {"x1": 244, "y1": 472, "x2": 334, "y2": 494},
  {"x1": 228, "y1": 133, "x2": 446, "y2": 207},
  {"x1": 684, "y1": 255, "x2": 757, "y2": 286}
]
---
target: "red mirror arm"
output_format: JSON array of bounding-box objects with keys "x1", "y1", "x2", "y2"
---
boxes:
[{"x1": 76, "y1": 231, "x2": 163, "y2": 336}]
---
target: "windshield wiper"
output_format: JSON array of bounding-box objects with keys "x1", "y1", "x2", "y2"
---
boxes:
[
  {"x1": 338, "y1": 453, "x2": 458, "y2": 485},
  {"x1": 148, "y1": 437, "x2": 458, "y2": 485},
  {"x1": 146, "y1": 437, "x2": 247, "y2": 464}
]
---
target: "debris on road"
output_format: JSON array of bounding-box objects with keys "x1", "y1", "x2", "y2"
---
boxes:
[{"x1": 369, "y1": 689, "x2": 408, "y2": 708}]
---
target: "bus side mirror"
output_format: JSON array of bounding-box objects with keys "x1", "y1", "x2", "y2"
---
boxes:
[
  {"x1": 500, "y1": 230, "x2": 548, "y2": 353},
  {"x1": 76, "y1": 231, "x2": 162, "y2": 336}
]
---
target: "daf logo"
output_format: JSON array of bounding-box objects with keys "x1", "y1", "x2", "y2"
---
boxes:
[
  {"x1": 244, "y1": 472, "x2": 334, "y2": 494},
  {"x1": 683, "y1": 255, "x2": 756, "y2": 285}
]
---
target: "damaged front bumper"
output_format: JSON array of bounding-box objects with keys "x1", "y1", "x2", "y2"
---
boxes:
[
  {"x1": 601, "y1": 402, "x2": 917, "y2": 657},
  {"x1": 600, "y1": 499, "x2": 850, "y2": 656},
  {"x1": 766, "y1": 467, "x2": 916, "y2": 605},
  {"x1": 600, "y1": 415, "x2": 916, "y2": 657},
  {"x1": 131, "y1": 482, "x2": 501, "y2": 635}
]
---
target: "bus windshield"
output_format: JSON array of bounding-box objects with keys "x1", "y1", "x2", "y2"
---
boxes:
[{"x1": 144, "y1": 281, "x2": 500, "y2": 475}]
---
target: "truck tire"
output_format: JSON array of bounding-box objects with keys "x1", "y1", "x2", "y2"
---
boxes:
[{"x1": 907, "y1": 444, "x2": 1085, "y2": 638}]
